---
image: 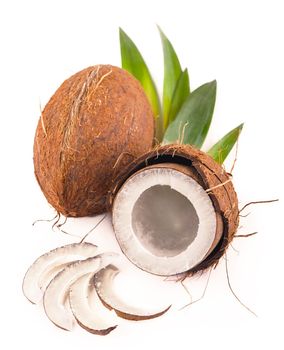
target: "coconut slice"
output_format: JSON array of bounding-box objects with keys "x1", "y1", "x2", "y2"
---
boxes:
[
  {"x1": 43, "y1": 253, "x2": 116, "y2": 331},
  {"x1": 22, "y1": 243, "x2": 99, "y2": 304},
  {"x1": 69, "y1": 273, "x2": 118, "y2": 335},
  {"x1": 112, "y1": 163, "x2": 218, "y2": 276},
  {"x1": 94, "y1": 265, "x2": 171, "y2": 320}
]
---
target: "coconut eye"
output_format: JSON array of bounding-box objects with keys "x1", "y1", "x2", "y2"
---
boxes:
[{"x1": 112, "y1": 162, "x2": 225, "y2": 276}]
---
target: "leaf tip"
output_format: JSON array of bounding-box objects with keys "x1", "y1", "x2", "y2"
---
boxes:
[
  {"x1": 235, "y1": 123, "x2": 244, "y2": 136},
  {"x1": 209, "y1": 80, "x2": 217, "y2": 96},
  {"x1": 156, "y1": 24, "x2": 162, "y2": 33},
  {"x1": 119, "y1": 27, "x2": 126, "y2": 37},
  {"x1": 157, "y1": 25, "x2": 167, "y2": 41}
]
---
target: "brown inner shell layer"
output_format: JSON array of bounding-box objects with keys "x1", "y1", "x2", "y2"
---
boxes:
[
  {"x1": 108, "y1": 144, "x2": 239, "y2": 276},
  {"x1": 34, "y1": 65, "x2": 154, "y2": 217}
]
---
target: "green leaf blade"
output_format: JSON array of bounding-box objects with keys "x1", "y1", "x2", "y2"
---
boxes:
[
  {"x1": 158, "y1": 26, "x2": 182, "y2": 129},
  {"x1": 207, "y1": 123, "x2": 244, "y2": 164},
  {"x1": 163, "y1": 80, "x2": 217, "y2": 148},
  {"x1": 119, "y1": 28, "x2": 163, "y2": 140},
  {"x1": 168, "y1": 68, "x2": 190, "y2": 124}
]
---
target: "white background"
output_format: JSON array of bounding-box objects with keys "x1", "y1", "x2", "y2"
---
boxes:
[{"x1": 0, "y1": 0, "x2": 283, "y2": 349}]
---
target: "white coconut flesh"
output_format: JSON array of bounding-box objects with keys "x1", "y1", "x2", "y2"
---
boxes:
[
  {"x1": 22, "y1": 243, "x2": 99, "y2": 304},
  {"x1": 112, "y1": 164, "x2": 217, "y2": 276},
  {"x1": 94, "y1": 265, "x2": 171, "y2": 320},
  {"x1": 43, "y1": 253, "x2": 116, "y2": 331},
  {"x1": 69, "y1": 273, "x2": 118, "y2": 334}
]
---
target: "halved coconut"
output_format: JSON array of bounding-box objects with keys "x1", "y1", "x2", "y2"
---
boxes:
[
  {"x1": 109, "y1": 144, "x2": 239, "y2": 277},
  {"x1": 94, "y1": 265, "x2": 171, "y2": 320},
  {"x1": 69, "y1": 273, "x2": 118, "y2": 335},
  {"x1": 22, "y1": 243, "x2": 98, "y2": 304},
  {"x1": 112, "y1": 163, "x2": 219, "y2": 275},
  {"x1": 43, "y1": 253, "x2": 116, "y2": 331}
]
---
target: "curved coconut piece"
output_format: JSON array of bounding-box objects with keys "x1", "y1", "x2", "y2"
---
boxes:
[
  {"x1": 34, "y1": 65, "x2": 154, "y2": 217},
  {"x1": 69, "y1": 273, "x2": 118, "y2": 335},
  {"x1": 22, "y1": 243, "x2": 98, "y2": 304},
  {"x1": 43, "y1": 253, "x2": 116, "y2": 331},
  {"x1": 108, "y1": 144, "x2": 239, "y2": 276},
  {"x1": 94, "y1": 265, "x2": 171, "y2": 320}
]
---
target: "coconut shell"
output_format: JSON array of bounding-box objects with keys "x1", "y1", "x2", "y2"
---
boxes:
[
  {"x1": 108, "y1": 144, "x2": 239, "y2": 276},
  {"x1": 34, "y1": 65, "x2": 154, "y2": 217}
]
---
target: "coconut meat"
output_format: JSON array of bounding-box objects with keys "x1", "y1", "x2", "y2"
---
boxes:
[
  {"x1": 94, "y1": 265, "x2": 171, "y2": 320},
  {"x1": 112, "y1": 165, "x2": 217, "y2": 276},
  {"x1": 69, "y1": 273, "x2": 118, "y2": 335},
  {"x1": 22, "y1": 243, "x2": 99, "y2": 304},
  {"x1": 43, "y1": 253, "x2": 116, "y2": 331}
]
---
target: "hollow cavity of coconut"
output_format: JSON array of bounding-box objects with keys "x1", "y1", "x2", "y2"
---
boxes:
[
  {"x1": 109, "y1": 144, "x2": 239, "y2": 277},
  {"x1": 34, "y1": 65, "x2": 154, "y2": 217}
]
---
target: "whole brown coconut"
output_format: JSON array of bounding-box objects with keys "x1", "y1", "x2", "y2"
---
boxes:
[
  {"x1": 34, "y1": 65, "x2": 154, "y2": 217},
  {"x1": 108, "y1": 144, "x2": 239, "y2": 277}
]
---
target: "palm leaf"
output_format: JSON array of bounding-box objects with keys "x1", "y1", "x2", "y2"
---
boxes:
[
  {"x1": 119, "y1": 28, "x2": 163, "y2": 140},
  {"x1": 158, "y1": 26, "x2": 182, "y2": 129},
  {"x1": 163, "y1": 80, "x2": 217, "y2": 148},
  {"x1": 168, "y1": 68, "x2": 190, "y2": 124},
  {"x1": 207, "y1": 123, "x2": 244, "y2": 163}
]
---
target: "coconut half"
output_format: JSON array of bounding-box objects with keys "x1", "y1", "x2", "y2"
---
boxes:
[
  {"x1": 94, "y1": 265, "x2": 171, "y2": 320},
  {"x1": 22, "y1": 243, "x2": 98, "y2": 304},
  {"x1": 43, "y1": 253, "x2": 116, "y2": 331},
  {"x1": 109, "y1": 144, "x2": 239, "y2": 277},
  {"x1": 112, "y1": 163, "x2": 220, "y2": 276},
  {"x1": 69, "y1": 273, "x2": 118, "y2": 335}
]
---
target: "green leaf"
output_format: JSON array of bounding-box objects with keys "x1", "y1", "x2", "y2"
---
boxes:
[
  {"x1": 163, "y1": 80, "x2": 217, "y2": 148},
  {"x1": 119, "y1": 28, "x2": 163, "y2": 140},
  {"x1": 207, "y1": 123, "x2": 244, "y2": 164},
  {"x1": 158, "y1": 26, "x2": 182, "y2": 129},
  {"x1": 168, "y1": 68, "x2": 190, "y2": 124}
]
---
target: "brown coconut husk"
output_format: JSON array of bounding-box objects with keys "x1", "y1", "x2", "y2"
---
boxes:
[
  {"x1": 108, "y1": 144, "x2": 239, "y2": 276},
  {"x1": 34, "y1": 65, "x2": 154, "y2": 217}
]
